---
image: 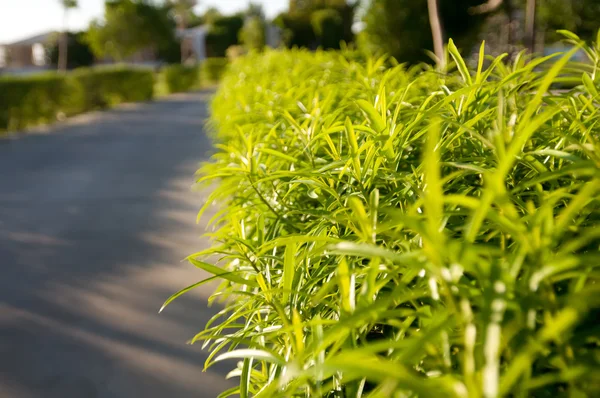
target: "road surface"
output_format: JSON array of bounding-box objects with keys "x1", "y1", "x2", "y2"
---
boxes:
[{"x1": 0, "y1": 91, "x2": 236, "y2": 397}]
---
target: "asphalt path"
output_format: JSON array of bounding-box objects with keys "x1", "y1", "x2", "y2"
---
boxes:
[{"x1": 0, "y1": 91, "x2": 236, "y2": 397}]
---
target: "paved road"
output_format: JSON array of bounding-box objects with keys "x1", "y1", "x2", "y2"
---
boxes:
[{"x1": 0, "y1": 92, "x2": 236, "y2": 397}]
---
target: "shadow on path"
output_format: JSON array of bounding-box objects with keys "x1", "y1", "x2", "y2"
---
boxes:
[{"x1": 0, "y1": 91, "x2": 236, "y2": 397}]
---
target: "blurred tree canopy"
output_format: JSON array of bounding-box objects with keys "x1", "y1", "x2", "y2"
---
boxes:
[
  {"x1": 361, "y1": 0, "x2": 600, "y2": 64},
  {"x1": 239, "y1": 2, "x2": 267, "y2": 52},
  {"x1": 525, "y1": 0, "x2": 600, "y2": 43},
  {"x1": 245, "y1": 2, "x2": 266, "y2": 20},
  {"x1": 47, "y1": 32, "x2": 94, "y2": 69},
  {"x1": 276, "y1": 0, "x2": 357, "y2": 49},
  {"x1": 311, "y1": 8, "x2": 344, "y2": 49},
  {"x1": 205, "y1": 15, "x2": 245, "y2": 57},
  {"x1": 362, "y1": 0, "x2": 486, "y2": 64},
  {"x1": 240, "y1": 17, "x2": 267, "y2": 51},
  {"x1": 86, "y1": 0, "x2": 179, "y2": 62}
]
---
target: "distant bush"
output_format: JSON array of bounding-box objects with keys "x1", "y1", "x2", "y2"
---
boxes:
[
  {"x1": 163, "y1": 64, "x2": 201, "y2": 93},
  {"x1": 46, "y1": 31, "x2": 95, "y2": 69},
  {"x1": 311, "y1": 8, "x2": 344, "y2": 49},
  {"x1": 274, "y1": 2, "x2": 355, "y2": 50},
  {"x1": 201, "y1": 58, "x2": 229, "y2": 83},
  {"x1": 0, "y1": 73, "x2": 71, "y2": 131},
  {"x1": 71, "y1": 67, "x2": 154, "y2": 111},
  {"x1": 206, "y1": 15, "x2": 244, "y2": 57},
  {"x1": 164, "y1": 33, "x2": 600, "y2": 397},
  {"x1": 0, "y1": 67, "x2": 154, "y2": 131},
  {"x1": 274, "y1": 11, "x2": 316, "y2": 49},
  {"x1": 239, "y1": 16, "x2": 266, "y2": 51}
]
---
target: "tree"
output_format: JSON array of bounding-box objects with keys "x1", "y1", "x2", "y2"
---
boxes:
[
  {"x1": 524, "y1": 0, "x2": 536, "y2": 52},
  {"x1": 276, "y1": 0, "x2": 356, "y2": 49},
  {"x1": 289, "y1": 0, "x2": 348, "y2": 12},
  {"x1": 473, "y1": 0, "x2": 537, "y2": 53},
  {"x1": 362, "y1": 0, "x2": 486, "y2": 64},
  {"x1": 537, "y1": 0, "x2": 600, "y2": 43},
  {"x1": 48, "y1": 32, "x2": 94, "y2": 69},
  {"x1": 58, "y1": 0, "x2": 78, "y2": 71},
  {"x1": 311, "y1": 8, "x2": 344, "y2": 49},
  {"x1": 240, "y1": 17, "x2": 266, "y2": 51},
  {"x1": 169, "y1": 0, "x2": 197, "y2": 63},
  {"x1": 427, "y1": 0, "x2": 445, "y2": 68},
  {"x1": 202, "y1": 7, "x2": 222, "y2": 25},
  {"x1": 86, "y1": 0, "x2": 179, "y2": 62},
  {"x1": 246, "y1": 2, "x2": 265, "y2": 19},
  {"x1": 205, "y1": 15, "x2": 245, "y2": 57},
  {"x1": 274, "y1": 11, "x2": 316, "y2": 49},
  {"x1": 472, "y1": 0, "x2": 600, "y2": 53}
]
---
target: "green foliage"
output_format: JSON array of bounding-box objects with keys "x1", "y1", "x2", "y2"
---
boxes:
[
  {"x1": 240, "y1": 17, "x2": 266, "y2": 52},
  {"x1": 162, "y1": 64, "x2": 201, "y2": 93},
  {"x1": 206, "y1": 15, "x2": 245, "y2": 57},
  {"x1": 536, "y1": 0, "x2": 600, "y2": 43},
  {"x1": 200, "y1": 58, "x2": 229, "y2": 83},
  {"x1": 60, "y1": 0, "x2": 78, "y2": 9},
  {"x1": 47, "y1": 32, "x2": 94, "y2": 69},
  {"x1": 276, "y1": 1, "x2": 355, "y2": 49},
  {"x1": 311, "y1": 8, "x2": 344, "y2": 49},
  {"x1": 275, "y1": 11, "x2": 316, "y2": 49},
  {"x1": 0, "y1": 67, "x2": 154, "y2": 131},
  {"x1": 362, "y1": 0, "x2": 486, "y2": 64},
  {"x1": 167, "y1": 33, "x2": 600, "y2": 397},
  {"x1": 71, "y1": 67, "x2": 154, "y2": 110},
  {"x1": 85, "y1": 0, "x2": 178, "y2": 62},
  {"x1": 290, "y1": 0, "x2": 349, "y2": 13},
  {"x1": 0, "y1": 74, "x2": 72, "y2": 131}
]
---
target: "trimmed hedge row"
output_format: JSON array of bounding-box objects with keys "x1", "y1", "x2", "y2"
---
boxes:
[
  {"x1": 0, "y1": 73, "x2": 71, "y2": 131},
  {"x1": 201, "y1": 58, "x2": 229, "y2": 83},
  {"x1": 1, "y1": 59, "x2": 231, "y2": 131},
  {"x1": 163, "y1": 64, "x2": 201, "y2": 94},
  {"x1": 0, "y1": 67, "x2": 154, "y2": 131},
  {"x1": 72, "y1": 67, "x2": 154, "y2": 111},
  {"x1": 166, "y1": 33, "x2": 600, "y2": 397}
]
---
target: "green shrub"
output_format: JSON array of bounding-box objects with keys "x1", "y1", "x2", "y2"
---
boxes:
[
  {"x1": 206, "y1": 15, "x2": 245, "y2": 57},
  {"x1": 46, "y1": 31, "x2": 95, "y2": 69},
  {"x1": 239, "y1": 16, "x2": 266, "y2": 52},
  {"x1": 274, "y1": 11, "x2": 316, "y2": 49},
  {"x1": 71, "y1": 67, "x2": 154, "y2": 111},
  {"x1": 201, "y1": 58, "x2": 229, "y2": 83},
  {"x1": 0, "y1": 66, "x2": 154, "y2": 132},
  {"x1": 162, "y1": 64, "x2": 201, "y2": 93},
  {"x1": 311, "y1": 8, "x2": 344, "y2": 49},
  {"x1": 0, "y1": 73, "x2": 70, "y2": 131},
  {"x1": 165, "y1": 33, "x2": 600, "y2": 397}
]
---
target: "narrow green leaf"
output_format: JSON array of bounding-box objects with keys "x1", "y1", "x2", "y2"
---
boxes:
[
  {"x1": 214, "y1": 349, "x2": 285, "y2": 366},
  {"x1": 282, "y1": 242, "x2": 296, "y2": 305},
  {"x1": 188, "y1": 258, "x2": 259, "y2": 288}
]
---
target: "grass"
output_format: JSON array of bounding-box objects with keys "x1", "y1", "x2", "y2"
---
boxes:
[{"x1": 163, "y1": 31, "x2": 600, "y2": 397}]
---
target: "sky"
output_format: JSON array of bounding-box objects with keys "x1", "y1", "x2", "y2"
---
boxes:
[{"x1": 0, "y1": 0, "x2": 289, "y2": 44}]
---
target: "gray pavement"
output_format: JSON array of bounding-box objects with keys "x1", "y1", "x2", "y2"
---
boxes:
[{"x1": 0, "y1": 91, "x2": 236, "y2": 397}]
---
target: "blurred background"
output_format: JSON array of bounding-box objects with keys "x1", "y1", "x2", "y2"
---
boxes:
[
  {"x1": 1, "y1": 0, "x2": 598, "y2": 77},
  {"x1": 0, "y1": 1, "x2": 598, "y2": 398}
]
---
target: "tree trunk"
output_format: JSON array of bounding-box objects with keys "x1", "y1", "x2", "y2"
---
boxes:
[
  {"x1": 524, "y1": 0, "x2": 536, "y2": 53},
  {"x1": 58, "y1": 9, "x2": 68, "y2": 71},
  {"x1": 427, "y1": 0, "x2": 445, "y2": 68},
  {"x1": 179, "y1": 14, "x2": 188, "y2": 64}
]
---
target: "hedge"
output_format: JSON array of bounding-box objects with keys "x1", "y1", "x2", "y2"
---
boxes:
[
  {"x1": 0, "y1": 73, "x2": 72, "y2": 131},
  {"x1": 71, "y1": 67, "x2": 154, "y2": 111},
  {"x1": 201, "y1": 58, "x2": 229, "y2": 84},
  {"x1": 163, "y1": 64, "x2": 201, "y2": 94},
  {"x1": 163, "y1": 31, "x2": 600, "y2": 397},
  {"x1": 0, "y1": 67, "x2": 154, "y2": 132}
]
